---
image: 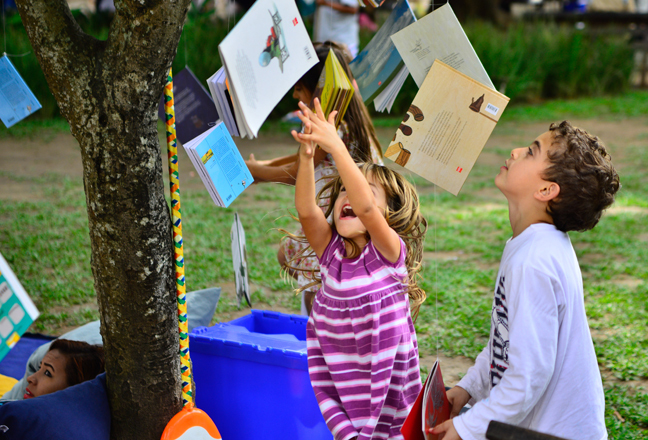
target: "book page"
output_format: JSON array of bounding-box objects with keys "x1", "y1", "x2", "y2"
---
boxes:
[
  {"x1": 349, "y1": 0, "x2": 416, "y2": 103},
  {"x1": 384, "y1": 61, "x2": 508, "y2": 196},
  {"x1": 0, "y1": 55, "x2": 42, "y2": 129},
  {"x1": 218, "y1": 0, "x2": 317, "y2": 137},
  {"x1": 390, "y1": 4, "x2": 494, "y2": 90}
]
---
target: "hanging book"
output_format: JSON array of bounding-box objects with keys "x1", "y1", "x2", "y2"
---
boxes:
[
  {"x1": 0, "y1": 55, "x2": 42, "y2": 128},
  {"x1": 384, "y1": 61, "x2": 509, "y2": 196},
  {"x1": 349, "y1": 0, "x2": 416, "y2": 111},
  {"x1": 0, "y1": 252, "x2": 40, "y2": 363},
  {"x1": 206, "y1": 67, "x2": 239, "y2": 137},
  {"x1": 182, "y1": 121, "x2": 254, "y2": 208},
  {"x1": 311, "y1": 49, "x2": 354, "y2": 127},
  {"x1": 401, "y1": 360, "x2": 450, "y2": 440},
  {"x1": 390, "y1": 3, "x2": 494, "y2": 90},
  {"x1": 218, "y1": 0, "x2": 317, "y2": 138},
  {"x1": 157, "y1": 66, "x2": 220, "y2": 145}
]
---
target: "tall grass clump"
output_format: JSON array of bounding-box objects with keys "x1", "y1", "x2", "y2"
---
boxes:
[{"x1": 468, "y1": 22, "x2": 634, "y2": 102}]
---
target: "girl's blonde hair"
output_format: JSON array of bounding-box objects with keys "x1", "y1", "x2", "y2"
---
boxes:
[{"x1": 283, "y1": 163, "x2": 428, "y2": 318}]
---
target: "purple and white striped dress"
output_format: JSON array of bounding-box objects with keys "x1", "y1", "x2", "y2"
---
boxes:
[{"x1": 307, "y1": 230, "x2": 422, "y2": 440}]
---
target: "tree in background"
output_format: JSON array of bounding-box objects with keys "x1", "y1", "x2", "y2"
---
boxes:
[{"x1": 14, "y1": 0, "x2": 191, "y2": 438}]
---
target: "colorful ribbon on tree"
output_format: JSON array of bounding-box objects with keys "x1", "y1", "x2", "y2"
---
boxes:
[{"x1": 164, "y1": 68, "x2": 193, "y2": 408}]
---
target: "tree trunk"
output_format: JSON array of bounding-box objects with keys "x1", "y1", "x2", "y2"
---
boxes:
[{"x1": 14, "y1": 1, "x2": 192, "y2": 438}]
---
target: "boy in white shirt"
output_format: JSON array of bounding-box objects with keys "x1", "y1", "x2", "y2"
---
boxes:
[{"x1": 431, "y1": 121, "x2": 620, "y2": 440}]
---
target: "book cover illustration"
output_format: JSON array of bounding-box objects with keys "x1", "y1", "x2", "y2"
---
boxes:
[
  {"x1": 259, "y1": 4, "x2": 289, "y2": 73},
  {"x1": 218, "y1": 0, "x2": 317, "y2": 137},
  {"x1": 0, "y1": 252, "x2": 40, "y2": 363},
  {"x1": 400, "y1": 360, "x2": 450, "y2": 440},
  {"x1": 0, "y1": 55, "x2": 42, "y2": 129},
  {"x1": 349, "y1": 0, "x2": 416, "y2": 103},
  {"x1": 157, "y1": 66, "x2": 219, "y2": 145},
  {"x1": 384, "y1": 61, "x2": 509, "y2": 196},
  {"x1": 390, "y1": 3, "x2": 494, "y2": 90}
]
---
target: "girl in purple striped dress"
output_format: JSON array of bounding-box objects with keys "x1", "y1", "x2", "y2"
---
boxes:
[{"x1": 290, "y1": 99, "x2": 427, "y2": 440}]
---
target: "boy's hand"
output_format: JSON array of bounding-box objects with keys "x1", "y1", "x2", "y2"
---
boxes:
[
  {"x1": 430, "y1": 419, "x2": 462, "y2": 440},
  {"x1": 294, "y1": 99, "x2": 346, "y2": 157},
  {"x1": 447, "y1": 386, "x2": 471, "y2": 418}
]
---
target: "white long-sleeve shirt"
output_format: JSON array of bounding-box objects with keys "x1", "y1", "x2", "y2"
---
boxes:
[{"x1": 454, "y1": 223, "x2": 607, "y2": 440}]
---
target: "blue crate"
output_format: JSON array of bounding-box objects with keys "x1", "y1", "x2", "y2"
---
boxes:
[{"x1": 190, "y1": 310, "x2": 332, "y2": 440}]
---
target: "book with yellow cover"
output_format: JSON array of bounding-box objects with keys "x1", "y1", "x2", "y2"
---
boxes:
[
  {"x1": 385, "y1": 61, "x2": 509, "y2": 196},
  {"x1": 311, "y1": 49, "x2": 354, "y2": 127}
]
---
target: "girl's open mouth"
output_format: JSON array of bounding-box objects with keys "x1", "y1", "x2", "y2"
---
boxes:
[
  {"x1": 340, "y1": 204, "x2": 356, "y2": 219},
  {"x1": 24, "y1": 388, "x2": 34, "y2": 399}
]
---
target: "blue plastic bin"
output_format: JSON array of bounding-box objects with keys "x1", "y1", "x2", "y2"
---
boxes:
[{"x1": 190, "y1": 310, "x2": 333, "y2": 440}]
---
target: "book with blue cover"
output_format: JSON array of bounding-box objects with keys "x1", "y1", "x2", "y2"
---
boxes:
[
  {"x1": 0, "y1": 252, "x2": 40, "y2": 363},
  {"x1": 349, "y1": 0, "x2": 416, "y2": 110},
  {"x1": 182, "y1": 121, "x2": 253, "y2": 208},
  {"x1": 0, "y1": 55, "x2": 42, "y2": 128}
]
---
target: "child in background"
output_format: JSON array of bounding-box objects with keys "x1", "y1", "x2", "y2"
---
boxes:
[
  {"x1": 247, "y1": 42, "x2": 382, "y2": 315},
  {"x1": 291, "y1": 99, "x2": 426, "y2": 440},
  {"x1": 432, "y1": 121, "x2": 620, "y2": 440}
]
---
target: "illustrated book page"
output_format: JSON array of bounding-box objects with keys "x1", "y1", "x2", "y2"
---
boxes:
[
  {"x1": 401, "y1": 360, "x2": 450, "y2": 440},
  {"x1": 0, "y1": 252, "x2": 39, "y2": 362},
  {"x1": 218, "y1": 0, "x2": 317, "y2": 137},
  {"x1": 0, "y1": 55, "x2": 42, "y2": 129},
  {"x1": 384, "y1": 61, "x2": 509, "y2": 196},
  {"x1": 349, "y1": 0, "x2": 416, "y2": 104},
  {"x1": 390, "y1": 3, "x2": 494, "y2": 90}
]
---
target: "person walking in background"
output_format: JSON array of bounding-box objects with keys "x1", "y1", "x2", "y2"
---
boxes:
[{"x1": 313, "y1": 0, "x2": 360, "y2": 58}]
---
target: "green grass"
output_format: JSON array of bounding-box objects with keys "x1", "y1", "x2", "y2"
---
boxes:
[{"x1": 1, "y1": 95, "x2": 647, "y2": 437}]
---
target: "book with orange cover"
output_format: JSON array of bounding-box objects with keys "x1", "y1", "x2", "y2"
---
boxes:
[{"x1": 401, "y1": 360, "x2": 450, "y2": 440}]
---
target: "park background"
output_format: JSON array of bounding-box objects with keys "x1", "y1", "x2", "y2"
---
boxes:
[{"x1": 0, "y1": 0, "x2": 647, "y2": 438}]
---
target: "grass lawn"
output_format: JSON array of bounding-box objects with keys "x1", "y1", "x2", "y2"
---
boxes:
[{"x1": 0, "y1": 91, "x2": 647, "y2": 438}]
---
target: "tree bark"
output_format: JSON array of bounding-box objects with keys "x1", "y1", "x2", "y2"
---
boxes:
[{"x1": 14, "y1": 0, "x2": 192, "y2": 438}]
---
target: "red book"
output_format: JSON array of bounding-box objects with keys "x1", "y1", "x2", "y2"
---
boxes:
[{"x1": 401, "y1": 360, "x2": 451, "y2": 440}]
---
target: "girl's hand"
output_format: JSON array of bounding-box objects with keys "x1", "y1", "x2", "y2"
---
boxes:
[
  {"x1": 430, "y1": 419, "x2": 462, "y2": 440},
  {"x1": 294, "y1": 99, "x2": 346, "y2": 157}
]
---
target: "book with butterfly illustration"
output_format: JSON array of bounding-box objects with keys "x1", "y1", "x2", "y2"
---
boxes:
[
  {"x1": 384, "y1": 60, "x2": 509, "y2": 195},
  {"x1": 401, "y1": 359, "x2": 450, "y2": 440},
  {"x1": 310, "y1": 48, "x2": 354, "y2": 127}
]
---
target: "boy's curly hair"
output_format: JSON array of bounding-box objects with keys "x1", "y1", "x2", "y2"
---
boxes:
[
  {"x1": 544, "y1": 121, "x2": 620, "y2": 232},
  {"x1": 284, "y1": 163, "x2": 428, "y2": 318}
]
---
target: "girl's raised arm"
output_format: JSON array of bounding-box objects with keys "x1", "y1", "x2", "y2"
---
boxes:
[
  {"x1": 291, "y1": 130, "x2": 332, "y2": 259},
  {"x1": 295, "y1": 100, "x2": 401, "y2": 263}
]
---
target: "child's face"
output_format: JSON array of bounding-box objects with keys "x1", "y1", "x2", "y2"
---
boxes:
[
  {"x1": 292, "y1": 83, "x2": 313, "y2": 105},
  {"x1": 495, "y1": 130, "x2": 557, "y2": 200},
  {"x1": 24, "y1": 349, "x2": 69, "y2": 399},
  {"x1": 333, "y1": 172, "x2": 388, "y2": 244}
]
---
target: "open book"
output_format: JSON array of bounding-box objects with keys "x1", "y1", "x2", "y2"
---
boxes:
[
  {"x1": 311, "y1": 48, "x2": 354, "y2": 127},
  {"x1": 158, "y1": 66, "x2": 219, "y2": 145},
  {"x1": 349, "y1": 0, "x2": 416, "y2": 113},
  {"x1": 0, "y1": 252, "x2": 39, "y2": 362},
  {"x1": 0, "y1": 55, "x2": 42, "y2": 129},
  {"x1": 218, "y1": 0, "x2": 317, "y2": 138},
  {"x1": 182, "y1": 121, "x2": 254, "y2": 207},
  {"x1": 384, "y1": 61, "x2": 509, "y2": 195},
  {"x1": 206, "y1": 67, "x2": 239, "y2": 138},
  {"x1": 401, "y1": 360, "x2": 450, "y2": 440},
  {"x1": 390, "y1": 3, "x2": 494, "y2": 90}
]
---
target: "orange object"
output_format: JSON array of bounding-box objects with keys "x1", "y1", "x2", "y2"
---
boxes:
[{"x1": 161, "y1": 403, "x2": 222, "y2": 440}]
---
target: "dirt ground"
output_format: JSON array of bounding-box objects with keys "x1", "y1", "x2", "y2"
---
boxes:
[{"x1": 1, "y1": 117, "x2": 645, "y2": 386}]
